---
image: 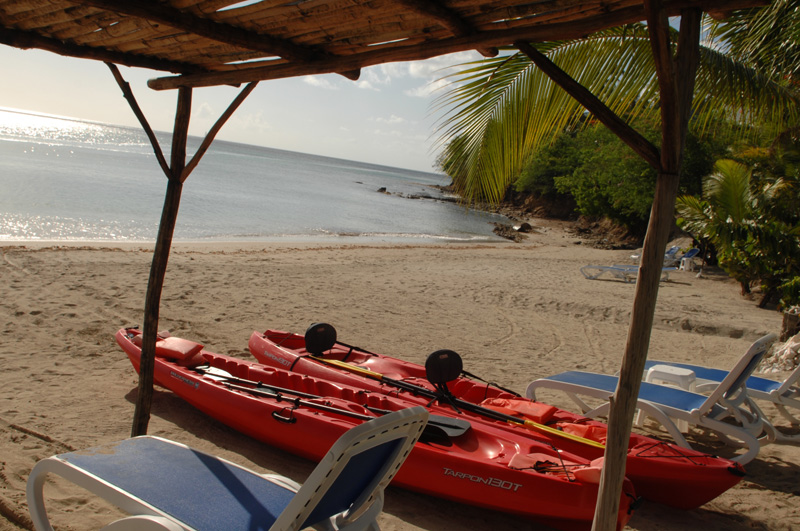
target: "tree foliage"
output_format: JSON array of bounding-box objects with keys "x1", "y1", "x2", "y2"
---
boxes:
[
  {"x1": 432, "y1": 17, "x2": 799, "y2": 206},
  {"x1": 515, "y1": 118, "x2": 721, "y2": 232},
  {"x1": 676, "y1": 159, "x2": 800, "y2": 307}
]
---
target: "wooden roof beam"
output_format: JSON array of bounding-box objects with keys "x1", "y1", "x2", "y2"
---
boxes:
[
  {"x1": 0, "y1": 25, "x2": 203, "y2": 74},
  {"x1": 147, "y1": 0, "x2": 767, "y2": 90},
  {"x1": 395, "y1": 0, "x2": 498, "y2": 57},
  {"x1": 78, "y1": 0, "x2": 360, "y2": 80}
]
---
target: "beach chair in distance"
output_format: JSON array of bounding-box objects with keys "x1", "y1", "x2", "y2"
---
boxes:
[
  {"x1": 630, "y1": 245, "x2": 681, "y2": 264},
  {"x1": 27, "y1": 407, "x2": 428, "y2": 531},
  {"x1": 580, "y1": 264, "x2": 677, "y2": 283},
  {"x1": 666, "y1": 248, "x2": 701, "y2": 269},
  {"x1": 525, "y1": 334, "x2": 778, "y2": 464},
  {"x1": 644, "y1": 352, "x2": 800, "y2": 442}
]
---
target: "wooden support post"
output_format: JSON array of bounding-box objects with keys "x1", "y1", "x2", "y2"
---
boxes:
[
  {"x1": 118, "y1": 75, "x2": 258, "y2": 437},
  {"x1": 131, "y1": 87, "x2": 192, "y2": 437},
  {"x1": 182, "y1": 81, "x2": 258, "y2": 181},
  {"x1": 592, "y1": 7, "x2": 701, "y2": 530},
  {"x1": 106, "y1": 62, "x2": 171, "y2": 178}
]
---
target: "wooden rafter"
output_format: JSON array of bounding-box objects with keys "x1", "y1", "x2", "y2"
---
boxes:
[
  {"x1": 146, "y1": 6, "x2": 648, "y2": 90},
  {"x1": 80, "y1": 0, "x2": 319, "y2": 62},
  {"x1": 0, "y1": 26, "x2": 202, "y2": 73},
  {"x1": 145, "y1": 0, "x2": 766, "y2": 90},
  {"x1": 77, "y1": 0, "x2": 361, "y2": 80},
  {"x1": 396, "y1": 0, "x2": 498, "y2": 57},
  {"x1": 2, "y1": 0, "x2": 767, "y2": 84}
]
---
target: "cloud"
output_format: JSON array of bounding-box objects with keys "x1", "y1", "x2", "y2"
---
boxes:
[
  {"x1": 303, "y1": 76, "x2": 338, "y2": 90},
  {"x1": 408, "y1": 51, "x2": 482, "y2": 79},
  {"x1": 196, "y1": 101, "x2": 216, "y2": 120},
  {"x1": 372, "y1": 128, "x2": 404, "y2": 138},
  {"x1": 405, "y1": 78, "x2": 450, "y2": 98},
  {"x1": 231, "y1": 110, "x2": 272, "y2": 132},
  {"x1": 355, "y1": 68, "x2": 393, "y2": 91},
  {"x1": 379, "y1": 115, "x2": 405, "y2": 124},
  {"x1": 356, "y1": 79, "x2": 378, "y2": 91}
]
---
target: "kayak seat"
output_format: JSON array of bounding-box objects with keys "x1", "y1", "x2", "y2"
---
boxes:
[{"x1": 27, "y1": 407, "x2": 429, "y2": 531}]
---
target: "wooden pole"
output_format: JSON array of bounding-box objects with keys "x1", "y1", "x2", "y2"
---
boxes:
[
  {"x1": 131, "y1": 86, "x2": 192, "y2": 437},
  {"x1": 182, "y1": 82, "x2": 258, "y2": 181},
  {"x1": 592, "y1": 7, "x2": 701, "y2": 530},
  {"x1": 106, "y1": 63, "x2": 171, "y2": 178},
  {"x1": 121, "y1": 76, "x2": 258, "y2": 436}
]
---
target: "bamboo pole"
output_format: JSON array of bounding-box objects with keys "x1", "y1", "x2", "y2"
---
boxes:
[
  {"x1": 131, "y1": 87, "x2": 192, "y2": 437},
  {"x1": 591, "y1": 7, "x2": 701, "y2": 530}
]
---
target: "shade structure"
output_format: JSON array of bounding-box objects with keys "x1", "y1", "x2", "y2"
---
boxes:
[{"x1": 0, "y1": 1, "x2": 769, "y2": 529}]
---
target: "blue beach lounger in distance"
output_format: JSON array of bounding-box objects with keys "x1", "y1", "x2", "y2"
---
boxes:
[
  {"x1": 580, "y1": 264, "x2": 677, "y2": 283},
  {"x1": 27, "y1": 407, "x2": 428, "y2": 531},
  {"x1": 526, "y1": 334, "x2": 777, "y2": 464}
]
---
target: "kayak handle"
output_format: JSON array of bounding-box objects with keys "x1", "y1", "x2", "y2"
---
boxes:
[{"x1": 272, "y1": 409, "x2": 298, "y2": 424}]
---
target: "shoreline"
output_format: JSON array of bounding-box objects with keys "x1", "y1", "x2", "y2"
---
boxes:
[{"x1": 1, "y1": 228, "x2": 797, "y2": 531}]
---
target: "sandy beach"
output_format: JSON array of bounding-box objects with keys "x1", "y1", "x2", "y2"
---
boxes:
[{"x1": 1, "y1": 222, "x2": 798, "y2": 530}]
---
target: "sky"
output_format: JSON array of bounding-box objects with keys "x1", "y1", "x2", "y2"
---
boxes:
[{"x1": 0, "y1": 45, "x2": 485, "y2": 173}]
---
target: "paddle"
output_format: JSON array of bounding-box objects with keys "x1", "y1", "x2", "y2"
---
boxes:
[
  {"x1": 192, "y1": 365, "x2": 471, "y2": 438},
  {"x1": 312, "y1": 355, "x2": 605, "y2": 449},
  {"x1": 303, "y1": 322, "x2": 519, "y2": 396},
  {"x1": 302, "y1": 325, "x2": 604, "y2": 450},
  {"x1": 423, "y1": 350, "x2": 603, "y2": 449},
  {"x1": 224, "y1": 382, "x2": 460, "y2": 441}
]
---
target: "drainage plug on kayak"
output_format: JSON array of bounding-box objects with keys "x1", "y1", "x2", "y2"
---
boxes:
[
  {"x1": 425, "y1": 349, "x2": 464, "y2": 413},
  {"x1": 304, "y1": 322, "x2": 337, "y2": 355}
]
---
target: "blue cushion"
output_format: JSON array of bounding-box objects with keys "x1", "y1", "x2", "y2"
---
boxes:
[
  {"x1": 61, "y1": 438, "x2": 293, "y2": 531},
  {"x1": 545, "y1": 371, "x2": 712, "y2": 413}
]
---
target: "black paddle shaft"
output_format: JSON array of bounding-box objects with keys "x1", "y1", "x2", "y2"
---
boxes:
[
  {"x1": 225, "y1": 383, "x2": 468, "y2": 438},
  {"x1": 193, "y1": 366, "x2": 470, "y2": 436}
]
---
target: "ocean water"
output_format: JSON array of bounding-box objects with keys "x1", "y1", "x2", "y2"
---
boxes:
[{"x1": 0, "y1": 108, "x2": 508, "y2": 243}]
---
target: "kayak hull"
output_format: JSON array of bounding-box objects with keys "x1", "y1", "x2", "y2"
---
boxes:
[
  {"x1": 249, "y1": 329, "x2": 745, "y2": 510},
  {"x1": 118, "y1": 328, "x2": 635, "y2": 531}
]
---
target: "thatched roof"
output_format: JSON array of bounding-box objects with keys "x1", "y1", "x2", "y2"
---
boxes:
[{"x1": 1, "y1": 0, "x2": 761, "y2": 91}]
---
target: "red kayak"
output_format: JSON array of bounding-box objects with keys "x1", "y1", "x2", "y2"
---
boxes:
[
  {"x1": 117, "y1": 328, "x2": 635, "y2": 531},
  {"x1": 248, "y1": 325, "x2": 746, "y2": 510}
]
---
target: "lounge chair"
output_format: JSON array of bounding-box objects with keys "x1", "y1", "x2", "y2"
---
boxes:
[
  {"x1": 630, "y1": 245, "x2": 681, "y2": 264},
  {"x1": 27, "y1": 407, "x2": 428, "y2": 531},
  {"x1": 525, "y1": 334, "x2": 777, "y2": 464},
  {"x1": 665, "y1": 248, "x2": 701, "y2": 268},
  {"x1": 580, "y1": 264, "x2": 677, "y2": 283},
  {"x1": 643, "y1": 353, "x2": 799, "y2": 442}
]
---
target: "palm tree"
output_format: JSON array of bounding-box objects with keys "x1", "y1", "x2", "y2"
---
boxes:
[
  {"x1": 709, "y1": 0, "x2": 800, "y2": 86},
  {"x1": 432, "y1": 14, "x2": 800, "y2": 205},
  {"x1": 676, "y1": 159, "x2": 800, "y2": 306}
]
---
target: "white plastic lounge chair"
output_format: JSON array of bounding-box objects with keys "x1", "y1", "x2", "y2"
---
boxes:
[
  {"x1": 526, "y1": 334, "x2": 777, "y2": 464},
  {"x1": 27, "y1": 407, "x2": 428, "y2": 531},
  {"x1": 580, "y1": 264, "x2": 677, "y2": 283},
  {"x1": 630, "y1": 245, "x2": 681, "y2": 264},
  {"x1": 665, "y1": 247, "x2": 700, "y2": 268},
  {"x1": 644, "y1": 352, "x2": 799, "y2": 442}
]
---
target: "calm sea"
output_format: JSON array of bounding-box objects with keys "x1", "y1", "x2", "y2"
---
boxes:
[{"x1": 0, "y1": 108, "x2": 508, "y2": 243}]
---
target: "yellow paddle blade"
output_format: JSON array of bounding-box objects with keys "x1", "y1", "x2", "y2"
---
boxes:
[
  {"x1": 516, "y1": 419, "x2": 606, "y2": 449},
  {"x1": 309, "y1": 356, "x2": 383, "y2": 380},
  {"x1": 311, "y1": 356, "x2": 606, "y2": 449}
]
